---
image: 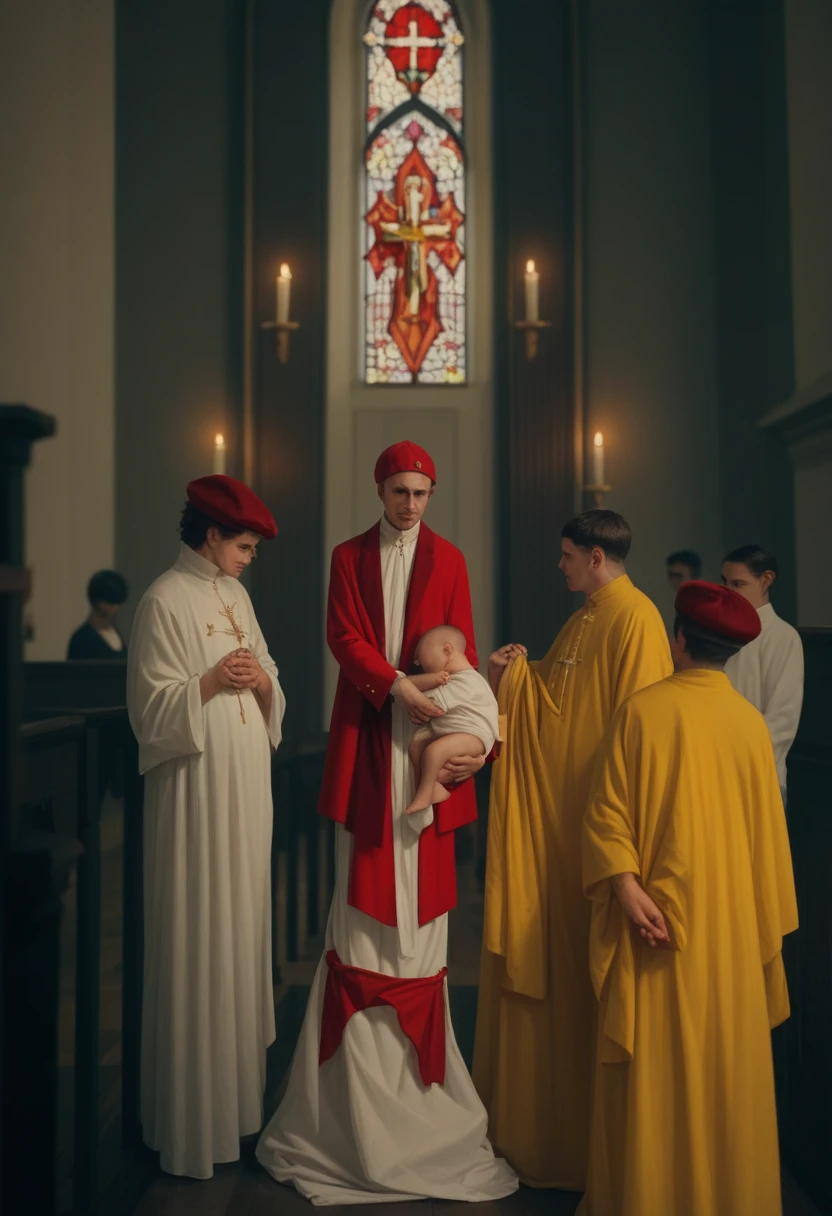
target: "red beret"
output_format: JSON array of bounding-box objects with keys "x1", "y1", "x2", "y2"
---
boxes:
[
  {"x1": 374, "y1": 440, "x2": 437, "y2": 485},
  {"x1": 186, "y1": 475, "x2": 278, "y2": 540},
  {"x1": 675, "y1": 580, "x2": 761, "y2": 644}
]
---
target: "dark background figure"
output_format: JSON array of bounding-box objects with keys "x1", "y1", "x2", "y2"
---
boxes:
[
  {"x1": 666, "y1": 549, "x2": 702, "y2": 592},
  {"x1": 67, "y1": 569, "x2": 129, "y2": 661}
]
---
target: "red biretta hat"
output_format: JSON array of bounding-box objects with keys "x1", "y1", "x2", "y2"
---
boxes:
[
  {"x1": 675, "y1": 580, "x2": 761, "y2": 644},
  {"x1": 374, "y1": 440, "x2": 437, "y2": 485},
  {"x1": 186, "y1": 475, "x2": 278, "y2": 540}
]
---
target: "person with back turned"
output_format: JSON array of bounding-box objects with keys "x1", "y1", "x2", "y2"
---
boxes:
[{"x1": 579, "y1": 581, "x2": 797, "y2": 1214}]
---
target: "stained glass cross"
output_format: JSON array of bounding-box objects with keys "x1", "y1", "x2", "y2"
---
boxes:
[
  {"x1": 380, "y1": 18, "x2": 443, "y2": 72},
  {"x1": 380, "y1": 173, "x2": 451, "y2": 316}
]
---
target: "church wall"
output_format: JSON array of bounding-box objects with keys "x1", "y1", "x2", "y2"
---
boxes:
[
  {"x1": 707, "y1": 0, "x2": 797, "y2": 622},
  {"x1": 0, "y1": 0, "x2": 115, "y2": 659},
  {"x1": 784, "y1": 0, "x2": 832, "y2": 392},
  {"x1": 583, "y1": 0, "x2": 721, "y2": 623},
  {"x1": 114, "y1": 0, "x2": 245, "y2": 635}
]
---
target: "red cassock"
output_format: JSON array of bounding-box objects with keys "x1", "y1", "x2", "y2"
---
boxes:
[{"x1": 318, "y1": 520, "x2": 479, "y2": 928}]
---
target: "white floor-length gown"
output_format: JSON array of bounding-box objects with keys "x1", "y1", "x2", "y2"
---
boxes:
[
  {"x1": 128, "y1": 543, "x2": 285, "y2": 1178},
  {"x1": 256, "y1": 517, "x2": 517, "y2": 1205}
]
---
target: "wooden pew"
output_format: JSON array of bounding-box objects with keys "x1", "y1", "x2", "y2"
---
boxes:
[{"x1": 776, "y1": 627, "x2": 832, "y2": 1213}]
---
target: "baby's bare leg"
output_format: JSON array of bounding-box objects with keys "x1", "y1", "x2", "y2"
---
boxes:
[
  {"x1": 408, "y1": 727, "x2": 433, "y2": 803},
  {"x1": 405, "y1": 733, "x2": 485, "y2": 815}
]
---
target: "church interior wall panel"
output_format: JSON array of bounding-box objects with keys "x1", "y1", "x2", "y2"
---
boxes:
[
  {"x1": 784, "y1": 0, "x2": 832, "y2": 393},
  {"x1": 115, "y1": 0, "x2": 246, "y2": 638},
  {"x1": 324, "y1": 0, "x2": 494, "y2": 719},
  {"x1": 492, "y1": 0, "x2": 576, "y2": 657},
  {"x1": 794, "y1": 458, "x2": 832, "y2": 627},
  {"x1": 251, "y1": 0, "x2": 330, "y2": 743},
  {"x1": 583, "y1": 0, "x2": 722, "y2": 624},
  {"x1": 707, "y1": 0, "x2": 797, "y2": 621},
  {"x1": 1, "y1": 0, "x2": 115, "y2": 660}
]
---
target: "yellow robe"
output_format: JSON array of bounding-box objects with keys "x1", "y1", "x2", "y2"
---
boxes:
[
  {"x1": 580, "y1": 669, "x2": 798, "y2": 1216},
  {"x1": 474, "y1": 575, "x2": 672, "y2": 1188}
]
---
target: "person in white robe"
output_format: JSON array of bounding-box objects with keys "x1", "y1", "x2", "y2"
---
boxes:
[
  {"x1": 722, "y1": 544, "x2": 804, "y2": 797},
  {"x1": 257, "y1": 443, "x2": 517, "y2": 1205},
  {"x1": 127, "y1": 475, "x2": 285, "y2": 1178}
]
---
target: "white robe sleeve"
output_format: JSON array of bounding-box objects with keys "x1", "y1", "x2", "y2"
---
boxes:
[
  {"x1": 127, "y1": 595, "x2": 206, "y2": 774},
  {"x1": 247, "y1": 601, "x2": 286, "y2": 751},
  {"x1": 760, "y1": 624, "x2": 804, "y2": 773}
]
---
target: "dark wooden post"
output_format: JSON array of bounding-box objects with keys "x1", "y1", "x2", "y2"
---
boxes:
[{"x1": 0, "y1": 403, "x2": 65, "y2": 1216}]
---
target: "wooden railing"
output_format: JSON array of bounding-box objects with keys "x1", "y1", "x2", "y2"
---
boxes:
[{"x1": 21, "y1": 660, "x2": 332, "y2": 1214}]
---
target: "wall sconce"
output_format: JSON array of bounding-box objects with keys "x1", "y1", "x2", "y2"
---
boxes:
[
  {"x1": 584, "y1": 430, "x2": 612, "y2": 508},
  {"x1": 514, "y1": 259, "x2": 551, "y2": 360},
  {"x1": 260, "y1": 263, "x2": 300, "y2": 363}
]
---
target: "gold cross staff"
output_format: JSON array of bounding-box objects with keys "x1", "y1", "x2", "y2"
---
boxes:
[{"x1": 207, "y1": 581, "x2": 249, "y2": 724}]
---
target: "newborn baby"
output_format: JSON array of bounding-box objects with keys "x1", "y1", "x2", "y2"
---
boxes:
[{"x1": 404, "y1": 625, "x2": 500, "y2": 815}]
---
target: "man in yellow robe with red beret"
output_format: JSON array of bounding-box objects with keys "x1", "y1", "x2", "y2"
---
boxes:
[{"x1": 579, "y1": 581, "x2": 798, "y2": 1215}]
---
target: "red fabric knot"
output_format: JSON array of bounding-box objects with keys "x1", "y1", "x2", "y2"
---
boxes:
[{"x1": 319, "y1": 950, "x2": 448, "y2": 1086}]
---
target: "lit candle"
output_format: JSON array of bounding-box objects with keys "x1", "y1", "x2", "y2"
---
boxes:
[
  {"x1": 277, "y1": 263, "x2": 292, "y2": 325},
  {"x1": 592, "y1": 431, "x2": 605, "y2": 486},
  {"x1": 213, "y1": 432, "x2": 227, "y2": 475},
  {"x1": 524, "y1": 259, "x2": 539, "y2": 323}
]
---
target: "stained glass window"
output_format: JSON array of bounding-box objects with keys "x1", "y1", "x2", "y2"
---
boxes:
[{"x1": 363, "y1": 2, "x2": 466, "y2": 384}]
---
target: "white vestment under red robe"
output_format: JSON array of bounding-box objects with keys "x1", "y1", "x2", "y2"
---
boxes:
[{"x1": 256, "y1": 517, "x2": 518, "y2": 1205}]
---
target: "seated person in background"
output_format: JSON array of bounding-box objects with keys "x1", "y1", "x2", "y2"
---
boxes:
[
  {"x1": 722, "y1": 544, "x2": 804, "y2": 799},
  {"x1": 404, "y1": 625, "x2": 499, "y2": 816},
  {"x1": 665, "y1": 548, "x2": 701, "y2": 591},
  {"x1": 67, "y1": 569, "x2": 129, "y2": 659}
]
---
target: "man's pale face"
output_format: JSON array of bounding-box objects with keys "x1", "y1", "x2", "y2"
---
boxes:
[
  {"x1": 721, "y1": 561, "x2": 772, "y2": 609},
  {"x1": 558, "y1": 538, "x2": 596, "y2": 595},
  {"x1": 207, "y1": 529, "x2": 261, "y2": 579},
  {"x1": 667, "y1": 562, "x2": 695, "y2": 591},
  {"x1": 378, "y1": 472, "x2": 434, "y2": 531}
]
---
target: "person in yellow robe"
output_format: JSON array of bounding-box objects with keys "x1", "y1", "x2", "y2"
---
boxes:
[
  {"x1": 473, "y1": 510, "x2": 672, "y2": 1189},
  {"x1": 579, "y1": 580, "x2": 798, "y2": 1216}
]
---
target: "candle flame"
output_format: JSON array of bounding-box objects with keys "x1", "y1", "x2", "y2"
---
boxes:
[
  {"x1": 526, "y1": 260, "x2": 536, "y2": 274},
  {"x1": 215, "y1": 433, "x2": 225, "y2": 447},
  {"x1": 594, "y1": 431, "x2": 604, "y2": 447},
  {"x1": 279, "y1": 263, "x2": 292, "y2": 280}
]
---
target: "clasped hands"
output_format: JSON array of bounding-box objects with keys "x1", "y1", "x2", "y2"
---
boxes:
[
  {"x1": 612, "y1": 873, "x2": 672, "y2": 949},
  {"x1": 216, "y1": 647, "x2": 266, "y2": 692}
]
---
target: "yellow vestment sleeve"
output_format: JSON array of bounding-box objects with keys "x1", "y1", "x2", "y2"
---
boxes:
[{"x1": 483, "y1": 656, "x2": 551, "y2": 1000}]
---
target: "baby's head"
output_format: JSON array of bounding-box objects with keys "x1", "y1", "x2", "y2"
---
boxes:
[{"x1": 414, "y1": 625, "x2": 468, "y2": 673}]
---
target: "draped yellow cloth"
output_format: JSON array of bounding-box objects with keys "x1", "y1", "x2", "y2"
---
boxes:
[
  {"x1": 473, "y1": 575, "x2": 672, "y2": 1188},
  {"x1": 579, "y1": 669, "x2": 798, "y2": 1216}
]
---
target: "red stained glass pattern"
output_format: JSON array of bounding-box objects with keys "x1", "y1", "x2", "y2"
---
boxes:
[{"x1": 364, "y1": 4, "x2": 466, "y2": 384}]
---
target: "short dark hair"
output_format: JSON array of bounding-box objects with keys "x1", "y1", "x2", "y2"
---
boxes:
[
  {"x1": 561, "y1": 510, "x2": 631, "y2": 563},
  {"x1": 666, "y1": 549, "x2": 701, "y2": 577},
  {"x1": 723, "y1": 544, "x2": 778, "y2": 578},
  {"x1": 87, "y1": 569, "x2": 128, "y2": 606},
  {"x1": 179, "y1": 501, "x2": 241, "y2": 549},
  {"x1": 673, "y1": 613, "x2": 742, "y2": 666}
]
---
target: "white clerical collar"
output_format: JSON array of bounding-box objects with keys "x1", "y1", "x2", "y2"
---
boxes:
[
  {"x1": 175, "y1": 542, "x2": 229, "y2": 583},
  {"x1": 757, "y1": 602, "x2": 775, "y2": 626},
  {"x1": 379, "y1": 515, "x2": 421, "y2": 548}
]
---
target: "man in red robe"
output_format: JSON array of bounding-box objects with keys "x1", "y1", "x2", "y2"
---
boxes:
[{"x1": 257, "y1": 442, "x2": 517, "y2": 1205}]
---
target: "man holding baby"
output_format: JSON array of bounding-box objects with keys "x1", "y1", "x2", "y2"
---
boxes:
[{"x1": 256, "y1": 441, "x2": 517, "y2": 1205}]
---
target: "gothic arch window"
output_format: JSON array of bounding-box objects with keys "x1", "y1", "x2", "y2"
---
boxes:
[{"x1": 363, "y1": 2, "x2": 466, "y2": 384}]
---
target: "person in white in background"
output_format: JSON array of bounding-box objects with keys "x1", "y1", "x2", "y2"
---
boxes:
[
  {"x1": 127, "y1": 475, "x2": 285, "y2": 1178},
  {"x1": 722, "y1": 544, "x2": 804, "y2": 799}
]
